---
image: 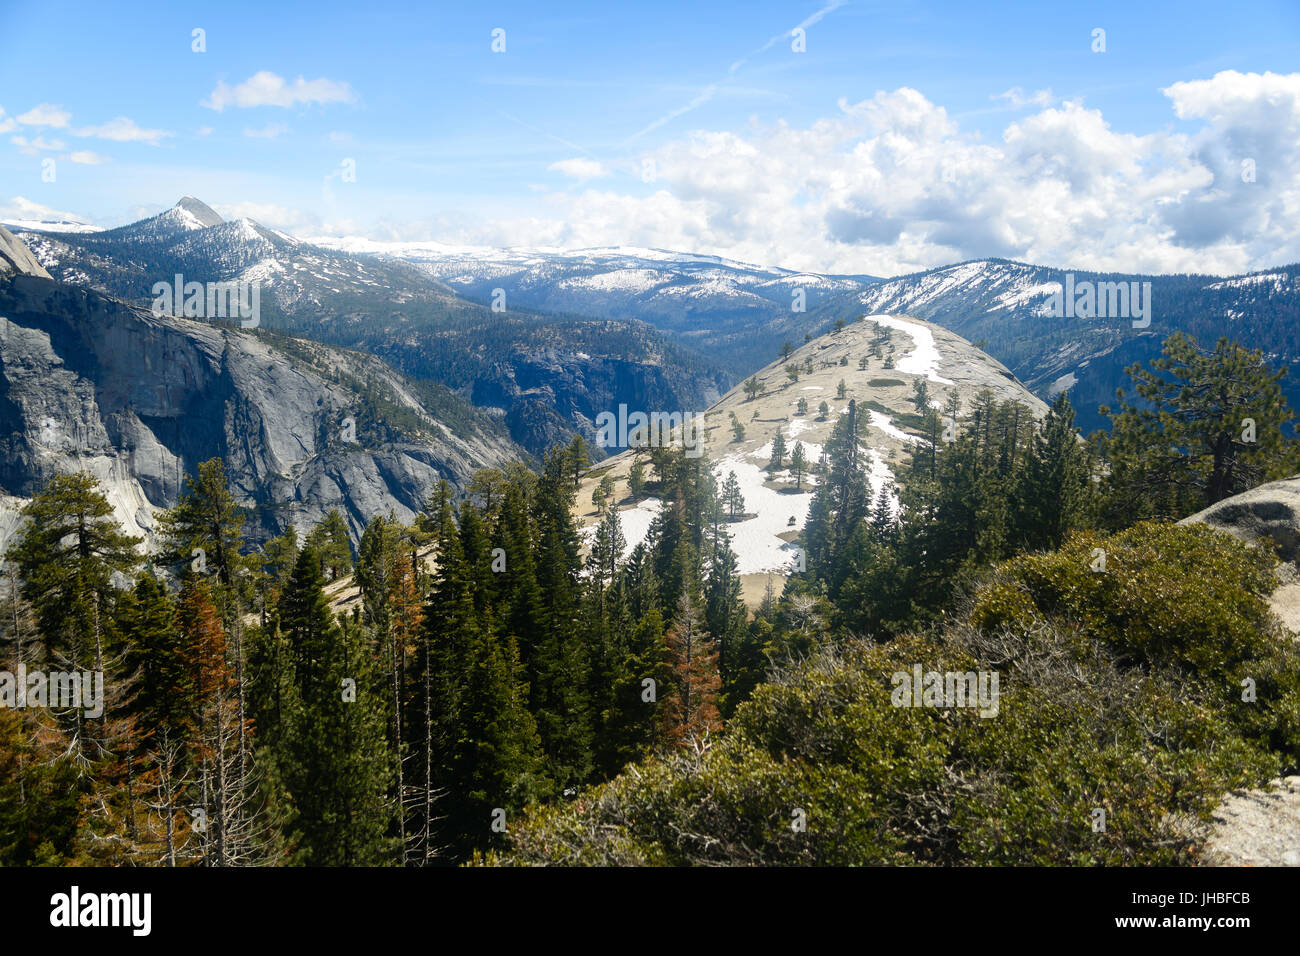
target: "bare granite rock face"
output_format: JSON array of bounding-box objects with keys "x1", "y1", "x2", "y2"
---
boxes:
[
  {"x1": 572, "y1": 312, "x2": 1048, "y2": 606},
  {"x1": 1202, "y1": 777, "x2": 1300, "y2": 867},
  {"x1": 1181, "y1": 479, "x2": 1300, "y2": 865},
  {"x1": 0, "y1": 268, "x2": 524, "y2": 554},
  {"x1": 0, "y1": 224, "x2": 52, "y2": 279},
  {"x1": 1180, "y1": 476, "x2": 1300, "y2": 563}
]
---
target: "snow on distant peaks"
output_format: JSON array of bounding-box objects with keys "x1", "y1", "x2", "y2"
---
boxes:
[
  {"x1": 170, "y1": 197, "x2": 224, "y2": 230},
  {"x1": 304, "y1": 235, "x2": 503, "y2": 258},
  {"x1": 2, "y1": 219, "x2": 102, "y2": 234}
]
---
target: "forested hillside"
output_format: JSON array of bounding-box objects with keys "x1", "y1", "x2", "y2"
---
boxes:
[{"x1": 1, "y1": 331, "x2": 1297, "y2": 866}]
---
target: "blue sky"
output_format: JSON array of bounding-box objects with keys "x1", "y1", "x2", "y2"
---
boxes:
[{"x1": 2, "y1": 0, "x2": 1298, "y2": 275}]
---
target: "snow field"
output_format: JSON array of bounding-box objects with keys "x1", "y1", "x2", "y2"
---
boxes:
[{"x1": 865, "y1": 314, "x2": 954, "y2": 384}]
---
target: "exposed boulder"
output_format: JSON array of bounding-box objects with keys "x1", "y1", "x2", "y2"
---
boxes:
[
  {"x1": 1181, "y1": 480, "x2": 1300, "y2": 865},
  {"x1": 0, "y1": 225, "x2": 52, "y2": 279},
  {"x1": 1180, "y1": 476, "x2": 1300, "y2": 562}
]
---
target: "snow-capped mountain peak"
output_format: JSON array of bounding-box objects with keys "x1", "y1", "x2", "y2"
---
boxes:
[{"x1": 172, "y1": 196, "x2": 225, "y2": 229}]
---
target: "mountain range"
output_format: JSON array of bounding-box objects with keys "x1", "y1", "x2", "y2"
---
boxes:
[
  {"x1": 308, "y1": 235, "x2": 878, "y2": 377},
  {"x1": 9, "y1": 197, "x2": 1300, "y2": 472},
  {"x1": 849, "y1": 259, "x2": 1300, "y2": 434},
  {"x1": 298, "y1": 223, "x2": 1300, "y2": 436},
  {"x1": 0, "y1": 224, "x2": 524, "y2": 555},
  {"x1": 11, "y1": 199, "x2": 727, "y2": 457}
]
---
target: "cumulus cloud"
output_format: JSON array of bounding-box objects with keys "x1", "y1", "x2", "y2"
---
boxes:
[
  {"x1": 202, "y1": 71, "x2": 357, "y2": 111},
  {"x1": 73, "y1": 116, "x2": 171, "y2": 145},
  {"x1": 16, "y1": 103, "x2": 70, "y2": 127},
  {"x1": 1155, "y1": 70, "x2": 1300, "y2": 255},
  {"x1": 211, "y1": 201, "x2": 325, "y2": 234},
  {"x1": 549, "y1": 157, "x2": 608, "y2": 180},
  {"x1": 460, "y1": 71, "x2": 1300, "y2": 276},
  {"x1": 0, "y1": 195, "x2": 90, "y2": 224}
]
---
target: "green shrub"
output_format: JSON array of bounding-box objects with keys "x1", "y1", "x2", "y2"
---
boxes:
[{"x1": 480, "y1": 523, "x2": 1300, "y2": 866}]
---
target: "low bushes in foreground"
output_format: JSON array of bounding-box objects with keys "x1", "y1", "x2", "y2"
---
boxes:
[{"x1": 480, "y1": 522, "x2": 1300, "y2": 866}]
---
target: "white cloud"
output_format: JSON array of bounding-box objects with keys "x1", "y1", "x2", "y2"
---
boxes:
[
  {"x1": 549, "y1": 157, "x2": 608, "y2": 180},
  {"x1": 451, "y1": 73, "x2": 1300, "y2": 276},
  {"x1": 211, "y1": 201, "x2": 323, "y2": 234},
  {"x1": 328, "y1": 130, "x2": 352, "y2": 144},
  {"x1": 0, "y1": 195, "x2": 90, "y2": 224},
  {"x1": 197, "y1": 126, "x2": 214, "y2": 137},
  {"x1": 202, "y1": 71, "x2": 357, "y2": 111},
  {"x1": 16, "y1": 103, "x2": 70, "y2": 127},
  {"x1": 243, "y1": 123, "x2": 289, "y2": 139},
  {"x1": 11, "y1": 134, "x2": 65, "y2": 154},
  {"x1": 66, "y1": 150, "x2": 110, "y2": 165},
  {"x1": 73, "y1": 116, "x2": 171, "y2": 145},
  {"x1": 995, "y1": 87, "x2": 1055, "y2": 109}
]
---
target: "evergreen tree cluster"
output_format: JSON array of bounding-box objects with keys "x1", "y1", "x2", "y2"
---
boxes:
[{"x1": 2, "y1": 331, "x2": 1297, "y2": 868}]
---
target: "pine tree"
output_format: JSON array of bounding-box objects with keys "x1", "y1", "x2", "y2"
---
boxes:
[
  {"x1": 452, "y1": 626, "x2": 546, "y2": 858},
  {"x1": 157, "y1": 458, "x2": 258, "y2": 771},
  {"x1": 912, "y1": 378, "x2": 929, "y2": 412},
  {"x1": 721, "y1": 471, "x2": 745, "y2": 520},
  {"x1": 790, "y1": 442, "x2": 807, "y2": 489},
  {"x1": 592, "y1": 473, "x2": 615, "y2": 510},
  {"x1": 588, "y1": 505, "x2": 626, "y2": 594},
  {"x1": 1101, "y1": 332, "x2": 1299, "y2": 522},
  {"x1": 803, "y1": 400, "x2": 870, "y2": 580},
  {"x1": 1020, "y1": 391, "x2": 1093, "y2": 548},
  {"x1": 278, "y1": 547, "x2": 394, "y2": 865},
  {"x1": 9, "y1": 473, "x2": 141, "y2": 757},
  {"x1": 119, "y1": 576, "x2": 187, "y2": 749},
  {"x1": 529, "y1": 449, "x2": 593, "y2": 788},
  {"x1": 628, "y1": 458, "x2": 647, "y2": 498},
  {"x1": 305, "y1": 509, "x2": 353, "y2": 582},
  {"x1": 355, "y1": 514, "x2": 423, "y2": 861},
  {"x1": 769, "y1": 430, "x2": 787, "y2": 472},
  {"x1": 567, "y1": 434, "x2": 591, "y2": 488},
  {"x1": 409, "y1": 480, "x2": 471, "y2": 862},
  {"x1": 178, "y1": 578, "x2": 263, "y2": 866},
  {"x1": 260, "y1": 526, "x2": 299, "y2": 615},
  {"x1": 703, "y1": 530, "x2": 747, "y2": 715},
  {"x1": 730, "y1": 415, "x2": 746, "y2": 443},
  {"x1": 660, "y1": 591, "x2": 721, "y2": 748}
]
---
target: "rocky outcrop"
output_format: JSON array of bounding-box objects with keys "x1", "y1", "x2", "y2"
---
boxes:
[
  {"x1": 1180, "y1": 478, "x2": 1300, "y2": 865},
  {"x1": 572, "y1": 312, "x2": 1048, "y2": 606},
  {"x1": 1202, "y1": 776, "x2": 1300, "y2": 866},
  {"x1": 1181, "y1": 476, "x2": 1300, "y2": 632},
  {"x1": 13, "y1": 200, "x2": 729, "y2": 459},
  {"x1": 1180, "y1": 476, "x2": 1300, "y2": 562},
  {"x1": 0, "y1": 269, "x2": 524, "y2": 554},
  {"x1": 0, "y1": 225, "x2": 51, "y2": 279}
]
